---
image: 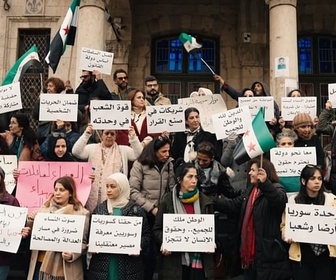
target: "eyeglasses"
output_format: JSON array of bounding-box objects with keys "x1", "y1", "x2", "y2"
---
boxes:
[
  {"x1": 146, "y1": 83, "x2": 158, "y2": 88},
  {"x1": 103, "y1": 131, "x2": 116, "y2": 136},
  {"x1": 52, "y1": 132, "x2": 66, "y2": 138},
  {"x1": 80, "y1": 75, "x2": 90, "y2": 79},
  {"x1": 117, "y1": 76, "x2": 128, "y2": 81}
]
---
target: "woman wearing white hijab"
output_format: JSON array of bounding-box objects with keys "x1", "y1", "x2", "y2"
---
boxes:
[{"x1": 87, "y1": 173, "x2": 151, "y2": 280}]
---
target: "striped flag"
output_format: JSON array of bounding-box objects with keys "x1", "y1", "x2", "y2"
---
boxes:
[
  {"x1": 233, "y1": 108, "x2": 275, "y2": 165},
  {"x1": 1, "y1": 44, "x2": 41, "y2": 86},
  {"x1": 45, "y1": 0, "x2": 80, "y2": 73},
  {"x1": 179, "y1": 32, "x2": 202, "y2": 52}
]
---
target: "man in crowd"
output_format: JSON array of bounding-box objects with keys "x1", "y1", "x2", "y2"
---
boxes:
[
  {"x1": 144, "y1": 75, "x2": 171, "y2": 106},
  {"x1": 111, "y1": 68, "x2": 130, "y2": 100}
]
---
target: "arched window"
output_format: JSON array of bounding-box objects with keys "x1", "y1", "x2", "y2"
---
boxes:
[{"x1": 152, "y1": 34, "x2": 219, "y2": 103}]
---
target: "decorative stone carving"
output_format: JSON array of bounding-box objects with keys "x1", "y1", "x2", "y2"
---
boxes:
[{"x1": 25, "y1": 0, "x2": 44, "y2": 15}]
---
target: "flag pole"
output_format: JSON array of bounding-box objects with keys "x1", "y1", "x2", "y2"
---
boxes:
[
  {"x1": 67, "y1": 46, "x2": 74, "y2": 81},
  {"x1": 200, "y1": 57, "x2": 215, "y2": 75}
]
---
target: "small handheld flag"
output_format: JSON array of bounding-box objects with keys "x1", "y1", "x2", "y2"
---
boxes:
[
  {"x1": 179, "y1": 32, "x2": 202, "y2": 53},
  {"x1": 233, "y1": 108, "x2": 275, "y2": 165}
]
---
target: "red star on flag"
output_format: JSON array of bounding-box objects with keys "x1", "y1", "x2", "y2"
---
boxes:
[
  {"x1": 244, "y1": 129, "x2": 250, "y2": 137},
  {"x1": 248, "y1": 142, "x2": 256, "y2": 152},
  {"x1": 63, "y1": 25, "x2": 69, "y2": 35}
]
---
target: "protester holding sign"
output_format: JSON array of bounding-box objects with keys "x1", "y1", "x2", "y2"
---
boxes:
[
  {"x1": 27, "y1": 176, "x2": 90, "y2": 279},
  {"x1": 171, "y1": 107, "x2": 220, "y2": 163},
  {"x1": 0, "y1": 166, "x2": 30, "y2": 279},
  {"x1": 44, "y1": 133, "x2": 77, "y2": 161},
  {"x1": 215, "y1": 157, "x2": 291, "y2": 280},
  {"x1": 86, "y1": 173, "x2": 151, "y2": 280},
  {"x1": 0, "y1": 114, "x2": 41, "y2": 161},
  {"x1": 153, "y1": 162, "x2": 215, "y2": 280},
  {"x1": 72, "y1": 124, "x2": 142, "y2": 212},
  {"x1": 281, "y1": 165, "x2": 336, "y2": 280}
]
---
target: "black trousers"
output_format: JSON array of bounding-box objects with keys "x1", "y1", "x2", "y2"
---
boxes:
[{"x1": 291, "y1": 258, "x2": 335, "y2": 280}]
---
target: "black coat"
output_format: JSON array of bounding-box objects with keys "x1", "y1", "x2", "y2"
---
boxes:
[
  {"x1": 171, "y1": 129, "x2": 221, "y2": 162},
  {"x1": 215, "y1": 180, "x2": 291, "y2": 280},
  {"x1": 294, "y1": 134, "x2": 324, "y2": 167},
  {"x1": 153, "y1": 190, "x2": 215, "y2": 280},
  {"x1": 86, "y1": 201, "x2": 151, "y2": 280}
]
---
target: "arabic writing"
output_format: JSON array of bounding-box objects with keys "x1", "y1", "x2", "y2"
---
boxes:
[
  {"x1": 88, "y1": 215, "x2": 142, "y2": 255},
  {"x1": 0, "y1": 82, "x2": 22, "y2": 114},
  {"x1": 0, "y1": 204, "x2": 28, "y2": 253},
  {"x1": 80, "y1": 47, "x2": 114, "y2": 75},
  {"x1": 270, "y1": 147, "x2": 316, "y2": 177},
  {"x1": 281, "y1": 97, "x2": 317, "y2": 121},
  {"x1": 0, "y1": 155, "x2": 17, "y2": 195},
  {"x1": 285, "y1": 203, "x2": 336, "y2": 245},
  {"x1": 30, "y1": 213, "x2": 86, "y2": 253},
  {"x1": 162, "y1": 214, "x2": 215, "y2": 253},
  {"x1": 238, "y1": 96, "x2": 274, "y2": 121}
]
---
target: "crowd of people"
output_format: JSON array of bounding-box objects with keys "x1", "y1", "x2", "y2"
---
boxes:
[{"x1": 0, "y1": 69, "x2": 335, "y2": 280}]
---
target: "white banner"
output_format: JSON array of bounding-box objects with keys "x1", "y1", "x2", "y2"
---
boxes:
[
  {"x1": 88, "y1": 215, "x2": 142, "y2": 255},
  {"x1": 0, "y1": 155, "x2": 17, "y2": 194},
  {"x1": 281, "y1": 97, "x2": 317, "y2": 121},
  {"x1": 0, "y1": 82, "x2": 22, "y2": 114},
  {"x1": 162, "y1": 214, "x2": 215, "y2": 252},
  {"x1": 80, "y1": 47, "x2": 114, "y2": 75},
  {"x1": 238, "y1": 96, "x2": 274, "y2": 121}
]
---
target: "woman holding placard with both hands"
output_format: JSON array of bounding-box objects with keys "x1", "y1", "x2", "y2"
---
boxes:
[
  {"x1": 281, "y1": 164, "x2": 336, "y2": 280},
  {"x1": 86, "y1": 172, "x2": 151, "y2": 280},
  {"x1": 153, "y1": 162, "x2": 215, "y2": 280},
  {"x1": 26, "y1": 176, "x2": 90, "y2": 280}
]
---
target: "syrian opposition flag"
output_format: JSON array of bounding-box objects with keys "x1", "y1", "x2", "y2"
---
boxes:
[
  {"x1": 45, "y1": 0, "x2": 80, "y2": 73},
  {"x1": 179, "y1": 32, "x2": 202, "y2": 52},
  {"x1": 233, "y1": 108, "x2": 275, "y2": 165},
  {"x1": 1, "y1": 44, "x2": 41, "y2": 86}
]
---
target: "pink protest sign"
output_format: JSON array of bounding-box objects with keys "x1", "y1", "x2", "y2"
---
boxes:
[{"x1": 16, "y1": 161, "x2": 92, "y2": 211}]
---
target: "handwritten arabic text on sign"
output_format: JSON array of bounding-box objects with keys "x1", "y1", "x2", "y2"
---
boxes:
[
  {"x1": 270, "y1": 147, "x2": 316, "y2": 177},
  {"x1": 16, "y1": 161, "x2": 92, "y2": 211},
  {"x1": 211, "y1": 106, "x2": 251, "y2": 140},
  {"x1": 0, "y1": 204, "x2": 28, "y2": 253},
  {"x1": 238, "y1": 96, "x2": 274, "y2": 121},
  {"x1": 0, "y1": 82, "x2": 22, "y2": 114},
  {"x1": 39, "y1": 93, "x2": 79, "y2": 121},
  {"x1": 80, "y1": 47, "x2": 114, "y2": 75},
  {"x1": 88, "y1": 215, "x2": 142, "y2": 255},
  {"x1": 147, "y1": 105, "x2": 186, "y2": 133},
  {"x1": 0, "y1": 155, "x2": 17, "y2": 194},
  {"x1": 281, "y1": 97, "x2": 317, "y2": 121},
  {"x1": 90, "y1": 100, "x2": 131, "y2": 130},
  {"x1": 285, "y1": 203, "x2": 336, "y2": 245},
  {"x1": 178, "y1": 94, "x2": 227, "y2": 133},
  {"x1": 30, "y1": 213, "x2": 86, "y2": 253},
  {"x1": 162, "y1": 214, "x2": 215, "y2": 252}
]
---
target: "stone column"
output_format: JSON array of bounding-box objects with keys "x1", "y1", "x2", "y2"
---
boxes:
[
  {"x1": 75, "y1": 0, "x2": 106, "y2": 86},
  {"x1": 265, "y1": 0, "x2": 298, "y2": 107}
]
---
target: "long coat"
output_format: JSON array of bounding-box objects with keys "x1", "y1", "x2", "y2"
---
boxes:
[{"x1": 86, "y1": 201, "x2": 151, "y2": 280}]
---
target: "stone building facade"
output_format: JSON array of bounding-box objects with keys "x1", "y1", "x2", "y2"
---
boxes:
[{"x1": 1, "y1": 0, "x2": 336, "y2": 116}]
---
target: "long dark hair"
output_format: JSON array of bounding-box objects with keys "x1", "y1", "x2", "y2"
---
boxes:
[
  {"x1": 46, "y1": 134, "x2": 74, "y2": 161},
  {"x1": 11, "y1": 114, "x2": 37, "y2": 149},
  {"x1": 137, "y1": 136, "x2": 171, "y2": 168},
  {"x1": 295, "y1": 165, "x2": 325, "y2": 205},
  {"x1": 248, "y1": 157, "x2": 279, "y2": 183},
  {"x1": 0, "y1": 167, "x2": 6, "y2": 194},
  {"x1": 45, "y1": 176, "x2": 83, "y2": 210}
]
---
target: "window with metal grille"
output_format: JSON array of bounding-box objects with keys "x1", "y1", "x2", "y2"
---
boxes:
[
  {"x1": 18, "y1": 28, "x2": 50, "y2": 128},
  {"x1": 152, "y1": 34, "x2": 219, "y2": 101}
]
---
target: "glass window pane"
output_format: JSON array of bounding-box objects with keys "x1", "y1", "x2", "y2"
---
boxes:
[
  {"x1": 155, "y1": 38, "x2": 182, "y2": 73},
  {"x1": 318, "y1": 37, "x2": 336, "y2": 74},
  {"x1": 298, "y1": 37, "x2": 313, "y2": 74}
]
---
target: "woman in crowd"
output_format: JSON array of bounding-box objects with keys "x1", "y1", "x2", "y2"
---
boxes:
[
  {"x1": 0, "y1": 113, "x2": 40, "y2": 161},
  {"x1": 129, "y1": 135, "x2": 175, "y2": 280},
  {"x1": 215, "y1": 157, "x2": 291, "y2": 280},
  {"x1": 292, "y1": 113, "x2": 324, "y2": 167},
  {"x1": 27, "y1": 176, "x2": 90, "y2": 279},
  {"x1": 193, "y1": 141, "x2": 237, "y2": 197},
  {"x1": 275, "y1": 129, "x2": 299, "y2": 194},
  {"x1": 281, "y1": 165, "x2": 336, "y2": 280},
  {"x1": 32, "y1": 77, "x2": 71, "y2": 144},
  {"x1": 72, "y1": 124, "x2": 142, "y2": 212},
  {"x1": 171, "y1": 107, "x2": 220, "y2": 163},
  {"x1": 44, "y1": 133, "x2": 77, "y2": 162},
  {"x1": 153, "y1": 162, "x2": 215, "y2": 280},
  {"x1": 86, "y1": 172, "x2": 151, "y2": 280},
  {"x1": 116, "y1": 88, "x2": 159, "y2": 147},
  {"x1": 0, "y1": 166, "x2": 30, "y2": 279}
]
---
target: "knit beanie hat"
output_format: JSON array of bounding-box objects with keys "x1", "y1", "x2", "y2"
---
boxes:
[{"x1": 292, "y1": 113, "x2": 313, "y2": 129}]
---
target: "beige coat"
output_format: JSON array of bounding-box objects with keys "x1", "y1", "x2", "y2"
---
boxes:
[
  {"x1": 27, "y1": 203, "x2": 90, "y2": 280},
  {"x1": 281, "y1": 192, "x2": 336, "y2": 262}
]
